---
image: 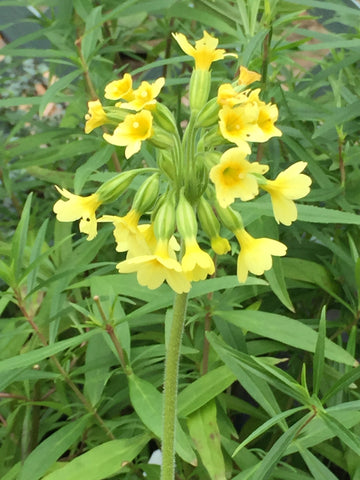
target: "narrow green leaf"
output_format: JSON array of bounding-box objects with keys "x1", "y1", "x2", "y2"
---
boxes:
[
  {"x1": 39, "y1": 70, "x2": 82, "y2": 116},
  {"x1": 11, "y1": 193, "x2": 32, "y2": 282},
  {"x1": 264, "y1": 258, "x2": 294, "y2": 312},
  {"x1": 18, "y1": 416, "x2": 90, "y2": 480},
  {"x1": 323, "y1": 365, "x2": 360, "y2": 404},
  {"x1": 41, "y1": 434, "x2": 150, "y2": 480},
  {"x1": 128, "y1": 373, "x2": 196, "y2": 465},
  {"x1": 232, "y1": 406, "x2": 306, "y2": 457},
  {"x1": 178, "y1": 365, "x2": 236, "y2": 417},
  {"x1": 216, "y1": 310, "x2": 357, "y2": 366},
  {"x1": 0, "y1": 330, "x2": 98, "y2": 373},
  {"x1": 187, "y1": 400, "x2": 226, "y2": 480},
  {"x1": 251, "y1": 416, "x2": 312, "y2": 480},
  {"x1": 299, "y1": 447, "x2": 338, "y2": 480},
  {"x1": 81, "y1": 6, "x2": 103, "y2": 62},
  {"x1": 313, "y1": 307, "x2": 326, "y2": 396},
  {"x1": 320, "y1": 411, "x2": 360, "y2": 456}
]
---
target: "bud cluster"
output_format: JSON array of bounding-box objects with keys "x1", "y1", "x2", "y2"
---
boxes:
[{"x1": 53, "y1": 30, "x2": 311, "y2": 293}]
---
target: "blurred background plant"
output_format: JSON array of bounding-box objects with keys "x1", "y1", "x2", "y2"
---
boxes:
[{"x1": 1, "y1": 1, "x2": 360, "y2": 479}]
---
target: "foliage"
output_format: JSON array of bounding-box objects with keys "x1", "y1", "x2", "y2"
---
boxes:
[{"x1": 1, "y1": 0, "x2": 360, "y2": 479}]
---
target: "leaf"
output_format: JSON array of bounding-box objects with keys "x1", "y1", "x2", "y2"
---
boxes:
[
  {"x1": 313, "y1": 307, "x2": 326, "y2": 396},
  {"x1": 215, "y1": 309, "x2": 357, "y2": 366},
  {"x1": 41, "y1": 435, "x2": 150, "y2": 480},
  {"x1": 84, "y1": 333, "x2": 113, "y2": 406},
  {"x1": 178, "y1": 365, "x2": 236, "y2": 418},
  {"x1": 11, "y1": 193, "x2": 32, "y2": 282},
  {"x1": 128, "y1": 373, "x2": 197, "y2": 465},
  {"x1": 251, "y1": 416, "x2": 312, "y2": 480},
  {"x1": 299, "y1": 447, "x2": 339, "y2": 480},
  {"x1": 81, "y1": 6, "x2": 103, "y2": 63},
  {"x1": 264, "y1": 257, "x2": 294, "y2": 312},
  {"x1": 319, "y1": 411, "x2": 360, "y2": 456},
  {"x1": 39, "y1": 70, "x2": 82, "y2": 117},
  {"x1": 187, "y1": 400, "x2": 226, "y2": 480},
  {"x1": 18, "y1": 416, "x2": 90, "y2": 480},
  {"x1": 0, "y1": 330, "x2": 98, "y2": 373}
]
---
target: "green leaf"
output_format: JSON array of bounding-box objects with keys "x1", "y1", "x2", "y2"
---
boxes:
[
  {"x1": 178, "y1": 365, "x2": 236, "y2": 418},
  {"x1": 319, "y1": 411, "x2": 360, "y2": 456},
  {"x1": 187, "y1": 400, "x2": 226, "y2": 480},
  {"x1": 128, "y1": 373, "x2": 197, "y2": 465},
  {"x1": 264, "y1": 257, "x2": 294, "y2": 312},
  {"x1": 299, "y1": 447, "x2": 339, "y2": 480},
  {"x1": 313, "y1": 307, "x2": 326, "y2": 396},
  {"x1": 18, "y1": 416, "x2": 90, "y2": 480},
  {"x1": 39, "y1": 70, "x2": 82, "y2": 116},
  {"x1": 251, "y1": 416, "x2": 312, "y2": 480},
  {"x1": 11, "y1": 193, "x2": 32, "y2": 282},
  {"x1": 0, "y1": 330, "x2": 99, "y2": 373},
  {"x1": 215, "y1": 309, "x2": 357, "y2": 366},
  {"x1": 81, "y1": 6, "x2": 103, "y2": 63},
  {"x1": 41, "y1": 435, "x2": 150, "y2": 480},
  {"x1": 84, "y1": 333, "x2": 113, "y2": 406}
]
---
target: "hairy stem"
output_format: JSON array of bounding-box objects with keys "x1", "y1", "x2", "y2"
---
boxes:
[{"x1": 161, "y1": 292, "x2": 188, "y2": 480}]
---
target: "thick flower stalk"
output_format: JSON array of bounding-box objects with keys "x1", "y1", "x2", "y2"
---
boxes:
[{"x1": 52, "y1": 30, "x2": 312, "y2": 480}]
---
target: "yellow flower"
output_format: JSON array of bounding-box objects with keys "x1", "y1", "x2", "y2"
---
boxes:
[
  {"x1": 261, "y1": 162, "x2": 312, "y2": 226},
  {"x1": 181, "y1": 238, "x2": 215, "y2": 281},
  {"x1": 53, "y1": 186, "x2": 101, "y2": 240},
  {"x1": 172, "y1": 30, "x2": 236, "y2": 71},
  {"x1": 120, "y1": 77, "x2": 165, "y2": 111},
  {"x1": 104, "y1": 73, "x2": 134, "y2": 101},
  {"x1": 103, "y1": 110, "x2": 153, "y2": 159},
  {"x1": 218, "y1": 104, "x2": 261, "y2": 153},
  {"x1": 210, "y1": 147, "x2": 269, "y2": 207},
  {"x1": 211, "y1": 235, "x2": 231, "y2": 255},
  {"x1": 84, "y1": 100, "x2": 108, "y2": 134},
  {"x1": 235, "y1": 228, "x2": 287, "y2": 283},
  {"x1": 98, "y1": 210, "x2": 144, "y2": 253},
  {"x1": 238, "y1": 66, "x2": 261, "y2": 86},
  {"x1": 256, "y1": 103, "x2": 282, "y2": 141},
  {"x1": 217, "y1": 84, "x2": 249, "y2": 107},
  {"x1": 117, "y1": 238, "x2": 191, "y2": 293}
]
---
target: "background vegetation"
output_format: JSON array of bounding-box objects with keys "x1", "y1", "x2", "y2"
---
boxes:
[{"x1": 1, "y1": 0, "x2": 360, "y2": 479}]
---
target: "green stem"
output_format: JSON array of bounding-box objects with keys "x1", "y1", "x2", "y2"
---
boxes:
[{"x1": 161, "y1": 292, "x2": 188, "y2": 480}]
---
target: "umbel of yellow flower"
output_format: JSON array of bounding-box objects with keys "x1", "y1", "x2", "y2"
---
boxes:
[
  {"x1": 261, "y1": 161, "x2": 312, "y2": 226},
  {"x1": 85, "y1": 100, "x2": 108, "y2": 134},
  {"x1": 103, "y1": 110, "x2": 153, "y2": 159},
  {"x1": 53, "y1": 186, "x2": 101, "y2": 241},
  {"x1": 235, "y1": 228, "x2": 287, "y2": 283},
  {"x1": 117, "y1": 238, "x2": 191, "y2": 293},
  {"x1": 120, "y1": 77, "x2": 165, "y2": 111},
  {"x1": 104, "y1": 73, "x2": 134, "y2": 101},
  {"x1": 210, "y1": 147, "x2": 269, "y2": 207},
  {"x1": 172, "y1": 30, "x2": 236, "y2": 71}
]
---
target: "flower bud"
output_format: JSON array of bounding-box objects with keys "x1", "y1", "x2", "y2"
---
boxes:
[
  {"x1": 158, "y1": 151, "x2": 176, "y2": 181},
  {"x1": 103, "y1": 106, "x2": 129, "y2": 124},
  {"x1": 96, "y1": 169, "x2": 143, "y2": 204},
  {"x1": 196, "y1": 97, "x2": 219, "y2": 127},
  {"x1": 176, "y1": 190, "x2": 198, "y2": 240},
  {"x1": 153, "y1": 192, "x2": 176, "y2": 240},
  {"x1": 152, "y1": 103, "x2": 177, "y2": 133},
  {"x1": 189, "y1": 69, "x2": 211, "y2": 113},
  {"x1": 149, "y1": 125, "x2": 175, "y2": 149},
  {"x1": 132, "y1": 173, "x2": 160, "y2": 214},
  {"x1": 197, "y1": 197, "x2": 230, "y2": 255},
  {"x1": 184, "y1": 159, "x2": 208, "y2": 204},
  {"x1": 215, "y1": 204, "x2": 243, "y2": 233}
]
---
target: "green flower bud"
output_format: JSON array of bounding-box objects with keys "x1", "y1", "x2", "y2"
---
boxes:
[
  {"x1": 176, "y1": 190, "x2": 198, "y2": 240},
  {"x1": 96, "y1": 169, "x2": 143, "y2": 204},
  {"x1": 158, "y1": 151, "x2": 176, "y2": 181},
  {"x1": 153, "y1": 192, "x2": 176, "y2": 240},
  {"x1": 184, "y1": 158, "x2": 209, "y2": 204},
  {"x1": 103, "y1": 106, "x2": 128, "y2": 124},
  {"x1": 149, "y1": 125, "x2": 175, "y2": 149},
  {"x1": 215, "y1": 203, "x2": 243, "y2": 232},
  {"x1": 189, "y1": 69, "x2": 211, "y2": 113},
  {"x1": 196, "y1": 97, "x2": 220, "y2": 127},
  {"x1": 132, "y1": 173, "x2": 160, "y2": 215},
  {"x1": 152, "y1": 103, "x2": 177, "y2": 133},
  {"x1": 197, "y1": 196, "x2": 220, "y2": 240}
]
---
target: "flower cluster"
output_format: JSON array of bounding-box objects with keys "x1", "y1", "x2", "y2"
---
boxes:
[{"x1": 53, "y1": 31, "x2": 311, "y2": 293}]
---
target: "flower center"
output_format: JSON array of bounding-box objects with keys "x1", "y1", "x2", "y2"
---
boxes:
[{"x1": 133, "y1": 121, "x2": 140, "y2": 129}]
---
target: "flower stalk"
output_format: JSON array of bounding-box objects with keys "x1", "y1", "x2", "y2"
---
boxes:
[{"x1": 161, "y1": 292, "x2": 188, "y2": 480}]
